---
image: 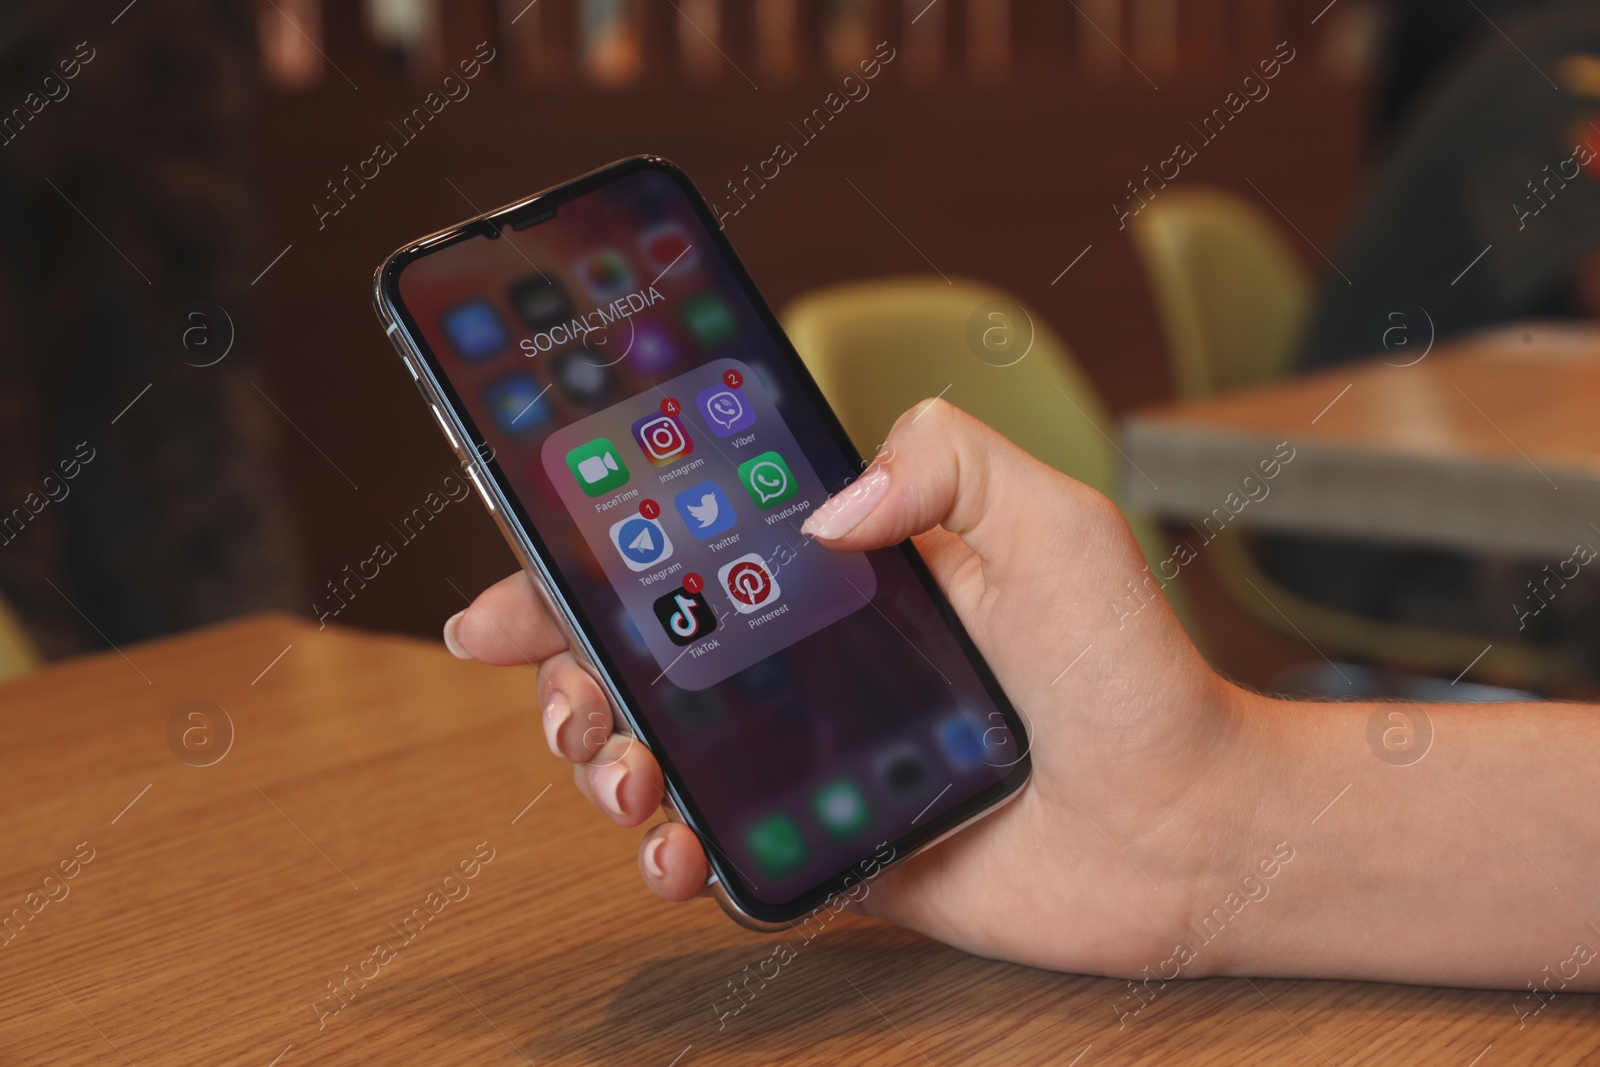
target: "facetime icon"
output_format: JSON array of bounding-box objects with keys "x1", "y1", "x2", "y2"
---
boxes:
[
  {"x1": 566, "y1": 438, "x2": 630, "y2": 497},
  {"x1": 581, "y1": 453, "x2": 618, "y2": 481}
]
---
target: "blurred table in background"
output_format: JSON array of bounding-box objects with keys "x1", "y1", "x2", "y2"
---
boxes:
[
  {"x1": 1122, "y1": 323, "x2": 1600, "y2": 558},
  {"x1": 2, "y1": 616, "x2": 1596, "y2": 1063}
]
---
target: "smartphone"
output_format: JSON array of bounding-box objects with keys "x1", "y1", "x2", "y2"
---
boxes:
[{"x1": 372, "y1": 156, "x2": 1030, "y2": 927}]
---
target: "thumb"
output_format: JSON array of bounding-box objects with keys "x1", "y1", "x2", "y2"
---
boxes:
[{"x1": 800, "y1": 398, "x2": 1122, "y2": 578}]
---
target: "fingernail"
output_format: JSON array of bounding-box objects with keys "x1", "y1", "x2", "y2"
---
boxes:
[
  {"x1": 542, "y1": 691, "x2": 571, "y2": 756},
  {"x1": 593, "y1": 760, "x2": 629, "y2": 818},
  {"x1": 802, "y1": 465, "x2": 891, "y2": 540},
  {"x1": 641, "y1": 835, "x2": 666, "y2": 880},
  {"x1": 443, "y1": 611, "x2": 472, "y2": 659}
]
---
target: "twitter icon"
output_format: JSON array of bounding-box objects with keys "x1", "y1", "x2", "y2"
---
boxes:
[{"x1": 673, "y1": 481, "x2": 738, "y2": 540}]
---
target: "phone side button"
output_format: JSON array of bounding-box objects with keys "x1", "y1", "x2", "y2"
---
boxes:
[
  {"x1": 429, "y1": 404, "x2": 462, "y2": 452},
  {"x1": 466, "y1": 466, "x2": 496, "y2": 513},
  {"x1": 401, "y1": 354, "x2": 420, "y2": 381}
]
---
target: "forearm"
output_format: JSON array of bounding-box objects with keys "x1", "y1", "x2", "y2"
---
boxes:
[{"x1": 1204, "y1": 689, "x2": 1600, "y2": 993}]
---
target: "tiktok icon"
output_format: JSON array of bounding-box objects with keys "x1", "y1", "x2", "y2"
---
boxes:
[{"x1": 652, "y1": 585, "x2": 718, "y2": 646}]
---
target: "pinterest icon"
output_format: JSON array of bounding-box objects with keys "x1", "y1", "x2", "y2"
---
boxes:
[{"x1": 717, "y1": 553, "x2": 781, "y2": 613}]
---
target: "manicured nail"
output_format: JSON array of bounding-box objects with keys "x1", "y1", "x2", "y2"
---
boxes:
[
  {"x1": 593, "y1": 760, "x2": 629, "y2": 818},
  {"x1": 443, "y1": 611, "x2": 472, "y2": 659},
  {"x1": 543, "y1": 690, "x2": 571, "y2": 756},
  {"x1": 802, "y1": 465, "x2": 891, "y2": 540},
  {"x1": 641, "y1": 835, "x2": 667, "y2": 880}
]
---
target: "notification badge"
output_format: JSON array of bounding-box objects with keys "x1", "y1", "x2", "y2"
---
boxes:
[
  {"x1": 695, "y1": 382, "x2": 756, "y2": 438},
  {"x1": 718, "y1": 553, "x2": 781, "y2": 614},
  {"x1": 631, "y1": 410, "x2": 694, "y2": 467}
]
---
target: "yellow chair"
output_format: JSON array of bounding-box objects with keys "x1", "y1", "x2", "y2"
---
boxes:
[
  {"x1": 782, "y1": 275, "x2": 1203, "y2": 645},
  {"x1": 1129, "y1": 187, "x2": 1309, "y2": 398},
  {"x1": 0, "y1": 593, "x2": 40, "y2": 682},
  {"x1": 1129, "y1": 187, "x2": 1562, "y2": 689}
]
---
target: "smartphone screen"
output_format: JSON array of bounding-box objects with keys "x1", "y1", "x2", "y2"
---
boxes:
[{"x1": 378, "y1": 158, "x2": 1028, "y2": 922}]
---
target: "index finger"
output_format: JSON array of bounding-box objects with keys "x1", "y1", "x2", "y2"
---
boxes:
[{"x1": 444, "y1": 571, "x2": 572, "y2": 666}]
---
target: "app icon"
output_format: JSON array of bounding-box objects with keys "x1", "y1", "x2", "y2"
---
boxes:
[
  {"x1": 718, "y1": 553, "x2": 779, "y2": 613},
  {"x1": 938, "y1": 712, "x2": 991, "y2": 770},
  {"x1": 507, "y1": 275, "x2": 571, "y2": 332},
  {"x1": 681, "y1": 292, "x2": 737, "y2": 345},
  {"x1": 695, "y1": 383, "x2": 756, "y2": 437},
  {"x1": 609, "y1": 514, "x2": 674, "y2": 571},
  {"x1": 440, "y1": 300, "x2": 510, "y2": 361},
  {"x1": 878, "y1": 746, "x2": 932, "y2": 800},
  {"x1": 579, "y1": 250, "x2": 634, "y2": 301},
  {"x1": 813, "y1": 780, "x2": 872, "y2": 840},
  {"x1": 484, "y1": 374, "x2": 551, "y2": 433},
  {"x1": 673, "y1": 481, "x2": 737, "y2": 539},
  {"x1": 737, "y1": 451, "x2": 798, "y2": 509},
  {"x1": 747, "y1": 814, "x2": 806, "y2": 876},
  {"x1": 627, "y1": 320, "x2": 679, "y2": 373},
  {"x1": 552, "y1": 351, "x2": 617, "y2": 406},
  {"x1": 632, "y1": 411, "x2": 694, "y2": 467},
  {"x1": 566, "y1": 438, "x2": 630, "y2": 496},
  {"x1": 639, "y1": 224, "x2": 696, "y2": 276},
  {"x1": 652, "y1": 588, "x2": 718, "y2": 646}
]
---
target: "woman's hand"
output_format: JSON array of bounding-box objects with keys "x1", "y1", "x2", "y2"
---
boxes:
[
  {"x1": 449, "y1": 400, "x2": 1600, "y2": 990},
  {"x1": 446, "y1": 399, "x2": 1258, "y2": 977}
]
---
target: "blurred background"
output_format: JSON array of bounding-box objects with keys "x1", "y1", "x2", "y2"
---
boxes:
[{"x1": 4, "y1": 0, "x2": 1598, "y2": 700}]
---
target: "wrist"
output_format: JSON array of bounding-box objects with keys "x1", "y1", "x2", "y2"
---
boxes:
[
  {"x1": 1170, "y1": 682, "x2": 1302, "y2": 980},
  {"x1": 1181, "y1": 692, "x2": 1600, "y2": 989}
]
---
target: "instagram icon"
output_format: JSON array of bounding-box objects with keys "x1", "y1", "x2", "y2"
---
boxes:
[{"x1": 631, "y1": 411, "x2": 694, "y2": 467}]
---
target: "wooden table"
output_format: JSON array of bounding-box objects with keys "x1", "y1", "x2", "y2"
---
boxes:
[
  {"x1": 1122, "y1": 323, "x2": 1600, "y2": 558},
  {"x1": 2, "y1": 615, "x2": 1596, "y2": 1065}
]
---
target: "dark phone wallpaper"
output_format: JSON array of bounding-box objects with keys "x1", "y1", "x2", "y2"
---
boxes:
[{"x1": 395, "y1": 165, "x2": 1017, "y2": 908}]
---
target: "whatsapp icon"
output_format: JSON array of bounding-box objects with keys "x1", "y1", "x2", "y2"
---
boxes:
[{"x1": 737, "y1": 451, "x2": 798, "y2": 509}]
